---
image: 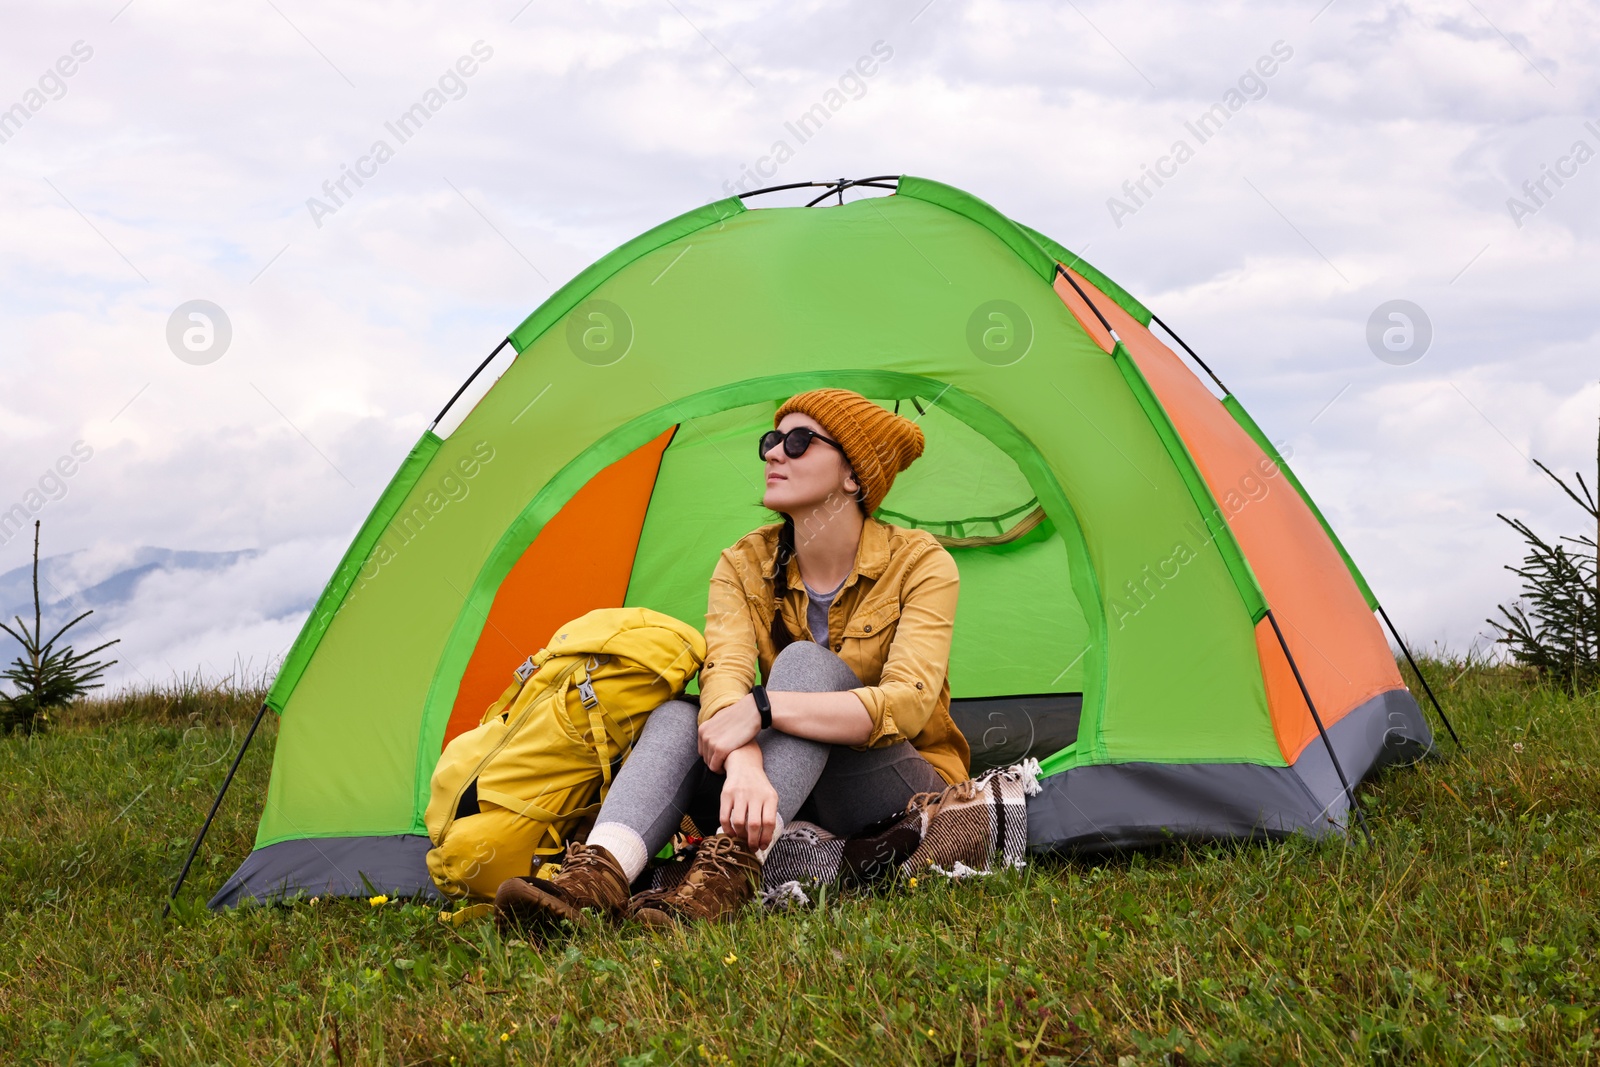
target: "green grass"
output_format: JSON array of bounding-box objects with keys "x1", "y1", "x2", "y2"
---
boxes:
[{"x1": 2, "y1": 660, "x2": 1597, "y2": 1065}]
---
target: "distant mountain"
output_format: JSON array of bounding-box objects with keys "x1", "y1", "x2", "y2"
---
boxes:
[{"x1": 0, "y1": 547, "x2": 261, "y2": 628}]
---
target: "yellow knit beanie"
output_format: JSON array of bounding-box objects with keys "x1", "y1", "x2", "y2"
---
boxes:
[{"x1": 773, "y1": 389, "x2": 925, "y2": 512}]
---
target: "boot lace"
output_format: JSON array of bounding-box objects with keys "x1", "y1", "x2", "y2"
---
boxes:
[
  {"x1": 560, "y1": 842, "x2": 619, "y2": 884},
  {"x1": 632, "y1": 835, "x2": 755, "y2": 910},
  {"x1": 685, "y1": 835, "x2": 755, "y2": 884}
]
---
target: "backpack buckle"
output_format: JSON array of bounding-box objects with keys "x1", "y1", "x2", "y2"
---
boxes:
[
  {"x1": 515, "y1": 656, "x2": 537, "y2": 683},
  {"x1": 576, "y1": 658, "x2": 600, "y2": 710}
]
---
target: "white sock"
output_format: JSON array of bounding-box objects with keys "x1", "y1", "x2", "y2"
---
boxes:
[
  {"x1": 717, "y1": 815, "x2": 785, "y2": 861},
  {"x1": 585, "y1": 822, "x2": 650, "y2": 882}
]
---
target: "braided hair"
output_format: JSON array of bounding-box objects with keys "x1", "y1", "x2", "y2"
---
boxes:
[{"x1": 768, "y1": 482, "x2": 869, "y2": 654}]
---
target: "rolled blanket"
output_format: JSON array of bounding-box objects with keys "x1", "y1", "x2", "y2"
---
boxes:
[
  {"x1": 635, "y1": 760, "x2": 1042, "y2": 909},
  {"x1": 901, "y1": 756, "x2": 1039, "y2": 877}
]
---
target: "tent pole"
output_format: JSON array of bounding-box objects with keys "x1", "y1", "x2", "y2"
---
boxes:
[
  {"x1": 1264, "y1": 609, "x2": 1373, "y2": 845},
  {"x1": 428, "y1": 338, "x2": 511, "y2": 433},
  {"x1": 1149, "y1": 313, "x2": 1234, "y2": 397},
  {"x1": 739, "y1": 175, "x2": 899, "y2": 202},
  {"x1": 1053, "y1": 264, "x2": 1120, "y2": 341},
  {"x1": 163, "y1": 700, "x2": 270, "y2": 918},
  {"x1": 1376, "y1": 603, "x2": 1461, "y2": 748},
  {"x1": 803, "y1": 176, "x2": 898, "y2": 207}
]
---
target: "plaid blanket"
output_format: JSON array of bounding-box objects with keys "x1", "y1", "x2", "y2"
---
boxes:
[{"x1": 638, "y1": 759, "x2": 1042, "y2": 909}]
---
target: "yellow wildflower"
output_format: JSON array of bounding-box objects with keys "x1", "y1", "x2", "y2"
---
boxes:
[
  {"x1": 652, "y1": 958, "x2": 663, "y2": 969},
  {"x1": 500, "y1": 1032, "x2": 509, "y2": 1042},
  {"x1": 368, "y1": 894, "x2": 389, "y2": 907},
  {"x1": 908, "y1": 877, "x2": 918, "y2": 888},
  {"x1": 927, "y1": 1028, "x2": 936, "y2": 1038},
  {"x1": 722, "y1": 952, "x2": 738, "y2": 965}
]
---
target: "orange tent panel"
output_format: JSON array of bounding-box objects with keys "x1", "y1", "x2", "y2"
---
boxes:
[
  {"x1": 1052, "y1": 271, "x2": 1115, "y2": 354},
  {"x1": 1053, "y1": 266, "x2": 1402, "y2": 762},
  {"x1": 441, "y1": 427, "x2": 677, "y2": 747}
]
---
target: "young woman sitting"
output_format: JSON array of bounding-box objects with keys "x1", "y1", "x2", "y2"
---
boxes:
[{"x1": 494, "y1": 388, "x2": 970, "y2": 932}]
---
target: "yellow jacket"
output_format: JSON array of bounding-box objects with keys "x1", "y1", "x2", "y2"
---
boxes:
[{"x1": 696, "y1": 516, "x2": 970, "y2": 786}]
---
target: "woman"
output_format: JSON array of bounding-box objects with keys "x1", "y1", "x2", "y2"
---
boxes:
[{"x1": 495, "y1": 388, "x2": 970, "y2": 933}]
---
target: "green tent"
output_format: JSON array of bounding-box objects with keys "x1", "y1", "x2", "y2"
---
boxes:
[{"x1": 206, "y1": 176, "x2": 1445, "y2": 907}]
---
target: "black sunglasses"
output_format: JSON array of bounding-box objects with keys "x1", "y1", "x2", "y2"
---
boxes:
[{"x1": 758, "y1": 427, "x2": 847, "y2": 460}]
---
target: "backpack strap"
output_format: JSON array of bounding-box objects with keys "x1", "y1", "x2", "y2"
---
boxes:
[
  {"x1": 575, "y1": 657, "x2": 615, "y2": 794},
  {"x1": 474, "y1": 786, "x2": 602, "y2": 851},
  {"x1": 570, "y1": 656, "x2": 638, "y2": 803}
]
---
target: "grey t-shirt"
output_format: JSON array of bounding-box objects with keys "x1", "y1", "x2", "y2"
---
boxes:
[{"x1": 804, "y1": 575, "x2": 848, "y2": 648}]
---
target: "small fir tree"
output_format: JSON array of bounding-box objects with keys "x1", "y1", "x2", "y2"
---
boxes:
[
  {"x1": 0, "y1": 521, "x2": 120, "y2": 734},
  {"x1": 1487, "y1": 407, "x2": 1599, "y2": 693}
]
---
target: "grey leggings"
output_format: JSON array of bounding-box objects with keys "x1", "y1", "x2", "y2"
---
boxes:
[{"x1": 595, "y1": 641, "x2": 945, "y2": 854}]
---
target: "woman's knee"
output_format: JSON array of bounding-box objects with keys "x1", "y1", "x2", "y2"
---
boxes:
[
  {"x1": 629, "y1": 698, "x2": 700, "y2": 751},
  {"x1": 768, "y1": 641, "x2": 860, "y2": 692}
]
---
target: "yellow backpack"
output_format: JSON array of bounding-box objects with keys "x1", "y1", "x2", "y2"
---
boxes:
[{"x1": 424, "y1": 606, "x2": 707, "y2": 900}]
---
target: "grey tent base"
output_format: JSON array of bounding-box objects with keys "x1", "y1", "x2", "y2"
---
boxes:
[
  {"x1": 1026, "y1": 686, "x2": 1434, "y2": 853},
  {"x1": 210, "y1": 834, "x2": 443, "y2": 909},
  {"x1": 212, "y1": 687, "x2": 1430, "y2": 906}
]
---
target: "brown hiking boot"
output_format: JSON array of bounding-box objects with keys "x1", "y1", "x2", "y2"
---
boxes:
[
  {"x1": 626, "y1": 834, "x2": 761, "y2": 926},
  {"x1": 493, "y1": 842, "x2": 631, "y2": 936},
  {"x1": 839, "y1": 812, "x2": 922, "y2": 888}
]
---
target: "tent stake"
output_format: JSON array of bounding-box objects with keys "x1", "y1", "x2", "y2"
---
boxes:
[
  {"x1": 163, "y1": 700, "x2": 270, "y2": 918},
  {"x1": 1265, "y1": 609, "x2": 1373, "y2": 845},
  {"x1": 1375, "y1": 603, "x2": 1461, "y2": 748}
]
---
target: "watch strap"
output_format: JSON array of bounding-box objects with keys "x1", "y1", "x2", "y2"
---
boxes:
[{"x1": 751, "y1": 684, "x2": 772, "y2": 729}]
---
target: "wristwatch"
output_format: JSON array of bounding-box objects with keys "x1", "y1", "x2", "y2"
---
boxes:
[{"x1": 751, "y1": 684, "x2": 772, "y2": 730}]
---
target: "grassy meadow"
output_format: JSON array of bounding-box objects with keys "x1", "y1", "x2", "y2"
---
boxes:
[{"x1": 1, "y1": 658, "x2": 1597, "y2": 1065}]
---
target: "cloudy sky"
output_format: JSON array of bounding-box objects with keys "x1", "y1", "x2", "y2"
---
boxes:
[{"x1": 0, "y1": 0, "x2": 1594, "y2": 691}]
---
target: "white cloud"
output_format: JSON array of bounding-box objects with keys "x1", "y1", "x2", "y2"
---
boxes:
[{"x1": 0, "y1": 0, "x2": 1595, "y2": 688}]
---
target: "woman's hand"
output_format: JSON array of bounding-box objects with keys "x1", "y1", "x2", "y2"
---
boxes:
[
  {"x1": 697, "y1": 693, "x2": 761, "y2": 773},
  {"x1": 720, "y1": 749, "x2": 780, "y2": 851}
]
